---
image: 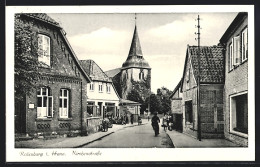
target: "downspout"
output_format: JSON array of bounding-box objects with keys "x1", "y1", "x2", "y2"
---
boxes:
[{"x1": 80, "y1": 81, "x2": 83, "y2": 136}]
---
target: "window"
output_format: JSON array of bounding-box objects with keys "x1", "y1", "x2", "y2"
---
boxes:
[
  {"x1": 185, "y1": 100, "x2": 193, "y2": 124},
  {"x1": 186, "y1": 68, "x2": 190, "y2": 83},
  {"x1": 87, "y1": 102, "x2": 95, "y2": 116},
  {"x1": 99, "y1": 82, "x2": 103, "y2": 93},
  {"x1": 230, "y1": 93, "x2": 248, "y2": 135},
  {"x1": 106, "y1": 83, "x2": 111, "y2": 93},
  {"x1": 242, "y1": 28, "x2": 248, "y2": 62},
  {"x1": 229, "y1": 27, "x2": 248, "y2": 70},
  {"x1": 37, "y1": 87, "x2": 53, "y2": 118},
  {"x1": 59, "y1": 89, "x2": 70, "y2": 118},
  {"x1": 38, "y1": 34, "x2": 51, "y2": 66},
  {"x1": 229, "y1": 41, "x2": 233, "y2": 70},
  {"x1": 234, "y1": 36, "x2": 240, "y2": 66},
  {"x1": 89, "y1": 82, "x2": 94, "y2": 91},
  {"x1": 139, "y1": 70, "x2": 144, "y2": 80}
]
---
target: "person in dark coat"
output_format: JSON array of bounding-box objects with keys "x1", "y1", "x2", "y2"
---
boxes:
[
  {"x1": 130, "y1": 114, "x2": 134, "y2": 124},
  {"x1": 151, "y1": 112, "x2": 160, "y2": 136}
]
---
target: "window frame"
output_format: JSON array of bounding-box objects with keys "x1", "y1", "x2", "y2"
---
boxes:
[
  {"x1": 38, "y1": 34, "x2": 51, "y2": 67},
  {"x1": 229, "y1": 92, "x2": 248, "y2": 138},
  {"x1": 98, "y1": 82, "x2": 103, "y2": 93},
  {"x1": 229, "y1": 40, "x2": 234, "y2": 71},
  {"x1": 241, "y1": 27, "x2": 248, "y2": 62},
  {"x1": 89, "y1": 82, "x2": 94, "y2": 91},
  {"x1": 37, "y1": 87, "x2": 53, "y2": 118},
  {"x1": 233, "y1": 35, "x2": 240, "y2": 66},
  {"x1": 59, "y1": 89, "x2": 70, "y2": 118},
  {"x1": 106, "y1": 83, "x2": 111, "y2": 94}
]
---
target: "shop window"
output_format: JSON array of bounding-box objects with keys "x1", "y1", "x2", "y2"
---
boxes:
[
  {"x1": 87, "y1": 102, "x2": 95, "y2": 116},
  {"x1": 59, "y1": 89, "x2": 70, "y2": 118},
  {"x1": 185, "y1": 100, "x2": 193, "y2": 124},
  {"x1": 37, "y1": 87, "x2": 53, "y2": 118},
  {"x1": 242, "y1": 28, "x2": 248, "y2": 62},
  {"x1": 230, "y1": 93, "x2": 248, "y2": 135},
  {"x1": 38, "y1": 34, "x2": 51, "y2": 66}
]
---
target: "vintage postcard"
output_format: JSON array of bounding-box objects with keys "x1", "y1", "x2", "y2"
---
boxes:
[{"x1": 6, "y1": 5, "x2": 255, "y2": 162}]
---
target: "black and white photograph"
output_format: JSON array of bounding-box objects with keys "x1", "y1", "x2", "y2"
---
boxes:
[{"x1": 6, "y1": 5, "x2": 255, "y2": 162}]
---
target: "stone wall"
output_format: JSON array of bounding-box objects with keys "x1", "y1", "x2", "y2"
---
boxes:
[{"x1": 121, "y1": 68, "x2": 151, "y2": 101}]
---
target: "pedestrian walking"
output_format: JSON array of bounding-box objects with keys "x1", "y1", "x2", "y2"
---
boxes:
[
  {"x1": 138, "y1": 115, "x2": 142, "y2": 125},
  {"x1": 151, "y1": 112, "x2": 160, "y2": 136},
  {"x1": 162, "y1": 114, "x2": 168, "y2": 131},
  {"x1": 130, "y1": 114, "x2": 134, "y2": 124}
]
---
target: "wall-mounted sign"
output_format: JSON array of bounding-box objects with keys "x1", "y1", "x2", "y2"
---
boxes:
[{"x1": 29, "y1": 104, "x2": 34, "y2": 109}]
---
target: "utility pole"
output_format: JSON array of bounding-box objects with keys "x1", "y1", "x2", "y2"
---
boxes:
[{"x1": 195, "y1": 15, "x2": 201, "y2": 141}]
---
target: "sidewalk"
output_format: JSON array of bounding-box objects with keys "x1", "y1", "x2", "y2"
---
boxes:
[
  {"x1": 166, "y1": 130, "x2": 241, "y2": 148},
  {"x1": 15, "y1": 121, "x2": 148, "y2": 148}
]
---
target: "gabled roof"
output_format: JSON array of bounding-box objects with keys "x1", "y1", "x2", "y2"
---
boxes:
[
  {"x1": 21, "y1": 13, "x2": 92, "y2": 83},
  {"x1": 122, "y1": 25, "x2": 150, "y2": 69},
  {"x1": 220, "y1": 12, "x2": 247, "y2": 44},
  {"x1": 23, "y1": 13, "x2": 60, "y2": 28},
  {"x1": 181, "y1": 45, "x2": 224, "y2": 90},
  {"x1": 105, "y1": 68, "x2": 121, "y2": 78},
  {"x1": 80, "y1": 60, "x2": 112, "y2": 82},
  {"x1": 169, "y1": 79, "x2": 182, "y2": 99}
]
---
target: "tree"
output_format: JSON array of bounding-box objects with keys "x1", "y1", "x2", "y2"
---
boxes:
[
  {"x1": 127, "y1": 89, "x2": 144, "y2": 104},
  {"x1": 127, "y1": 89, "x2": 147, "y2": 114},
  {"x1": 156, "y1": 87, "x2": 173, "y2": 114},
  {"x1": 15, "y1": 14, "x2": 40, "y2": 101},
  {"x1": 148, "y1": 93, "x2": 163, "y2": 114}
]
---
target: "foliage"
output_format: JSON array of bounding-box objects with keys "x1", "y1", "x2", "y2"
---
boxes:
[
  {"x1": 127, "y1": 89, "x2": 147, "y2": 114},
  {"x1": 156, "y1": 87, "x2": 173, "y2": 114},
  {"x1": 127, "y1": 89, "x2": 144, "y2": 104},
  {"x1": 146, "y1": 93, "x2": 163, "y2": 114},
  {"x1": 15, "y1": 14, "x2": 39, "y2": 101}
]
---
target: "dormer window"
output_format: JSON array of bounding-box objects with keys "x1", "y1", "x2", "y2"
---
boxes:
[{"x1": 38, "y1": 34, "x2": 50, "y2": 66}]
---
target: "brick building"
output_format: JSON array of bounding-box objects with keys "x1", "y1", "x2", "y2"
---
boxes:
[
  {"x1": 15, "y1": 13, "x2": 91, "y2": 137},
  {"x1": 169, "y1": 79, "x2": 183, "y2": 132},
  {"x1": 80, "y1": 60, "x2": 120, "y2": 133},
  {"x1": 105, "y1": 24, "x2": 151, "y2": 113},
  {"x1": 180, "y1": 45, "x2": 225, "y2": 139},
  {"x1": 220, "y1": 12, "x2": 248, "y2": 146}
]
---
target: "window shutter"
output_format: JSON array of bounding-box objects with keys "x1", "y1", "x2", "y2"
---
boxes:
[{"x1": 234, "y1": 36, "x2": 240, "y2": 65}]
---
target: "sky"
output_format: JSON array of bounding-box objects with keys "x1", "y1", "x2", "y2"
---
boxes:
[{"x1": 48, "y1": 13, "x2": 237, "y2": 93}]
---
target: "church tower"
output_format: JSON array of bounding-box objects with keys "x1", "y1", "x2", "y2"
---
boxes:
[{"x1": 120, "y1": 14, "x2": 151, "y2": 102}]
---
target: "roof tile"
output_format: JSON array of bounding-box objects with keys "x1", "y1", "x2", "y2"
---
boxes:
[{"x1": 189, "y1": 45, "x2": 224, "y2": 83}]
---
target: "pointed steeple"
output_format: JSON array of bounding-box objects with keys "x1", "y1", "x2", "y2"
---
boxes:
[
  {"x1": 122, "y1": 14, "x2": 150, "y2": 69},
  {"x1": 128, "y1": 25, "x2": 143, "y2": 57}
]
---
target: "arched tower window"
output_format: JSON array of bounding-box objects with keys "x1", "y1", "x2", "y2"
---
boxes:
[{"x1": 139, "y1": 69, "x2": 144, "y2": 80}]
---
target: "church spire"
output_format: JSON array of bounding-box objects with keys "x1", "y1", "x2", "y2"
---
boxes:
[{"x1": 122, "y1": 14, "x2": 150, "y2": 69}]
